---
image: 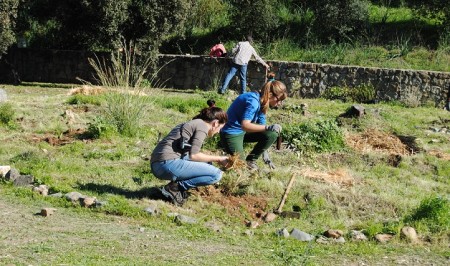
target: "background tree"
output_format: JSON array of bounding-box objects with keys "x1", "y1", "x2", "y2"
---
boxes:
[
  {"x1": 307, "y1": 0, "x2": 370, "y2": 43},
  {"x1": 16, "y1": 0, "x2": 193, "y2": 53},
  {"x1": 229, "y1": 0, "x2": 279, "y2": 41},
  {"x1": 0, "y1": 0, "x2": 19, "y2": 58}
]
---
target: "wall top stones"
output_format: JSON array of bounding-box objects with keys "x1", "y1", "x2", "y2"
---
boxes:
[{"x1": 1, "y1": 49, "x2": 449, "y2": 107}]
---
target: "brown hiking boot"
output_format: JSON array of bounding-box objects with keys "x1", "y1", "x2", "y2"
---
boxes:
[{"x1": 161, "y1": 181, "x2": 186, "y2": 206}]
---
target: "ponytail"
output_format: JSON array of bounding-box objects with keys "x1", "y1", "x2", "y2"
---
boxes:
[
  {"x1": 193, "y1": 99, "x2": 228, "y2": 123},
  {"x1": 259, "y1": 80, "x2": 287, "y2": 114}
]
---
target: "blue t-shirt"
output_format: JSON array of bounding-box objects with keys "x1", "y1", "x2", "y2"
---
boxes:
[{"x1": 222, "y1": 92, "x2": 266, "y2": 135}]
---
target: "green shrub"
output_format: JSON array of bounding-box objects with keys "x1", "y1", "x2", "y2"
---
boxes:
[
  {"x1": 0, "y1": 102, "x2": 14, "y2": 125},
  {"x1": 66, "y1": 94, "x2": 103, "y2": 105},
  {"x1": 405, "y1": 196, "x2": 450, "y2": 233},
  {"x1": 87, "y1": 116, "x2": 118, "y2": 139},
  {"x1": 281, "y1": 119, "x2": 345, "y2": 154}
]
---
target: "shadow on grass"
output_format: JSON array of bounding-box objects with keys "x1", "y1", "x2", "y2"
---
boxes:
[{"x1": 76, "y1": 182, "x2": 167, "y2": 201}]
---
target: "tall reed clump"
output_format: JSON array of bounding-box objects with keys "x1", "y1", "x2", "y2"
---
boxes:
[{"x1": 88, "y1": 41, "x2": 152, "y2": 137}]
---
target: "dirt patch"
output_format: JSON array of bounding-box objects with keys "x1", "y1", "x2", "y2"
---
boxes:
[
  {"x1": 346, "y1": 128, "x2": 418, "y2": 155},
  {"x1": 69, "y1": 85, "x2": 106, "y2": 95},
  {"x1": 302, "y1": 168, "x2": 354, "y2": 187},
  {"x1": 192, "y1": 186, "x2": 268, "y2": 222},
  {"x1": 428, "y1": 149, "x2": 450, "y2": 161},
  {"x1": 29, "y1": 128, "x2": 92, "y2": 146}
]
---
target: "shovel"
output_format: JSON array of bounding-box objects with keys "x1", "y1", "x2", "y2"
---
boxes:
[{"x1": 264, "y1": 173, "x2": 298, "y2": 222}]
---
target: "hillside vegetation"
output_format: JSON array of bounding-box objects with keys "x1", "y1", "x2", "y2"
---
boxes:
[
  {"x1": 3, "y1": 1, "x2": 449, "y2": 73},
  {"x1": 0, "y1": 83, "x2": 448, "y2": 265}
]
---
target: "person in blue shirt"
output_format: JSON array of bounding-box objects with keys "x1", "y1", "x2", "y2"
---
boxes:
[{"x1": 220, "y1": 80, "x2": 287, "y2": 170}]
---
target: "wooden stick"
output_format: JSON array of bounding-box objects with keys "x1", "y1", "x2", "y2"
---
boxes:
[{"x1": 275, "y1": 173, "x2": 296, "y2": 214}]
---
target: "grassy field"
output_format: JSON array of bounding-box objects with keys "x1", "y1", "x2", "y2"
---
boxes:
[{"x1": 0, "y1": 83, "x2": 449, "y2": 265}]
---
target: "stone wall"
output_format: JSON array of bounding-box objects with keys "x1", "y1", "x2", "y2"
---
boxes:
[
  {"x1": 1, "y1": 48, "x2": 449, "y2": 107},
  {"x1": 158, "y1": 55, "x2": 450, "y2": 107}
]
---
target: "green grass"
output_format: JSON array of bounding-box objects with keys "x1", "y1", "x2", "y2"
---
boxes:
[{"x1": 0, "y1": 83, "x2": 449, "y2": 265}]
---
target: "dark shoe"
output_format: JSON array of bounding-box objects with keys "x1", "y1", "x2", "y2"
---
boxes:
[
  {"x1": 161, "y1": 182, "x2": 185, "y2": 206},
  {"x1": 246, "y1": 160, "x2": 259, "y2": 171}
]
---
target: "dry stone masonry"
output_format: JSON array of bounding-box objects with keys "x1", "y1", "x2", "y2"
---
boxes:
[{"x1": 1, "y1": 49, "x2": 449, "y2": 107}]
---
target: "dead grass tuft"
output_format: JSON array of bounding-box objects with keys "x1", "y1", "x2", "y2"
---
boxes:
[
  {"x1": 223, "y1": 154, "x2": 247, "y2": 171},
  {"x1": 301, "y1": 168, "x2": 354, "y2": 187},
  {"x1": 69, "y1": 85, "x2": 107, "y2": 95},
  {"x1": 345, "y1": 128, "x2": 410, "y2": 155},
  {"x1": 428, "y1": 149, "x2": 450, "y2": 161}
]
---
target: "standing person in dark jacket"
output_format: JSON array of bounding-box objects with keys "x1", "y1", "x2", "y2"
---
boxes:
[
  {"x1": 218, "y1": 36, "x2": 269, "y2": 95},
  {"x1": 220, "y1": 80, "x2": 287, "y2": 170}
]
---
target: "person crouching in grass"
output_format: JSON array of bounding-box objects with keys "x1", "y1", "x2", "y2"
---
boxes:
[{"x1": 150, "y1": 102, "x2": 229, "y2": 206}]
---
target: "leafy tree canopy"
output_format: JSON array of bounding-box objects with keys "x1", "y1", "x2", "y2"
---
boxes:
[{"x1": 0, "y1": 0, "x2": 19, "y2": 57}]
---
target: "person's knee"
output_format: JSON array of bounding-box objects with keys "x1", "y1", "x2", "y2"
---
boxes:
[
  {"x1": 264, "y1": 130, "x2": 278, "y2": 142},
  {"x1": 212, "y1": 170, "x2": 223, "y2": 184}
]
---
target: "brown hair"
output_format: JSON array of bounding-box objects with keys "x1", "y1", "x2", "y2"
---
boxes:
[
  {"x1": 259, "y1": 80, "x2": 287, "y2": 113},
  {"x1": 193, "y1": 102, "x2": 228, "y2": 124}
]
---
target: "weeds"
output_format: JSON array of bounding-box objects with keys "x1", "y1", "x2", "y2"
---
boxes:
[
  {"x1": 0, "y1": 102, "x2": 14, "y2": 125},
  {"x1": 66, "y1": 94, "x2": 103, "y2": 106},
  {"x1": 282, "y1": 119, "x2": 345, "y2": 154},
  {"x1": 405, "y1": 196, "x2": 450, "y2": 233}
]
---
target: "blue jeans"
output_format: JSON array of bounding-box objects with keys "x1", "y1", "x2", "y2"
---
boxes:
[
  {"x1": 151, "y1": 158, "x2": 223, "y2": 191},
  {"x1": 219, "y1": 62, "x2": 248, "y2": 94}
]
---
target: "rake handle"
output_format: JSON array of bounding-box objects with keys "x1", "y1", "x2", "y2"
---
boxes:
[{"x1": 275, "y1": 173, "x2": 296, "y2": 214}]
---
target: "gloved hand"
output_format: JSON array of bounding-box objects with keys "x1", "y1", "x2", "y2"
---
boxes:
[
  {"x1": 263, "y1": 151, "x2": 276, "y2": 169},
  {"x1": 265, "y1": 124, "x2": 282, "y2": 134}
]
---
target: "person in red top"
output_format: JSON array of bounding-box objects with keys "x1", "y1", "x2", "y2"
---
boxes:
[{"x1": 209, "y1": 43, "x2": 227, "y2": 58}]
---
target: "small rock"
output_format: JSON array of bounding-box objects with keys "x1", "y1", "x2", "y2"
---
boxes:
[
  {"x1": 335, "y1": 236, "x2": 346, "y2": 243},
  {"x1": 400, "y1": 226, "x2": 418, "y2": 243},
  {"x1": 139, "y1": 227, "x2": 145, "y2": 232},
  {"x1": 276, "y1": 228, "x2": 290, "y2": 238},
  {"x1": 13, "y1": 175, "x2": 34, "y2": 187},
  {"x1": 375, "y1": 233, "x2": 394, "y2": 243},
  {"x1": 144, "y1": 204, "x2": 159, "y2": 216},
  {"x1": 244, "y1": 229, "x2": 254, "y2": 236},
  {"x1": 65, "y1": 191, "x2": 83, "y2": 202},
  {"x1": 204, "y1": 221, "x2": 223, "y2": 233},
  {"x1": 246, "y1": 220, "x2": 260, "y2": 229},
  {"x1": 0, "y1": 89, "x2": 7, "y2": 102},
  {"x1": 82, "y1": 197, "x2": 96, "y2": 207},
  {"x1": 340, "y1": 104, "x2": 365, "y2": 118},
  {"x1": 263, "y1": 212, "x2": 277, "y2": 222},
  {"x1": 324, "y1": 229, "x2": 344, "y2": 238},
  {"x1": 5, "y1": 168, "x2": 20, "y2": 181},
  {"x1": 33, "y1": 185, "x2": 49, "y2": 196},
  {"x1": 0, "y1": 165, "x2": 11, "y2": 178},
  {"x1": 174, "y1": 215, "x2": 197, "y2": 225},
  {"x1": 49, "y1": 192, "x2": 63, "y2": 198},
  {"x1": 40, "y1": 208, "x2": 57, "y2": 217},
  {"x1": 350, "y1": 230, "x2": 368, "y2": 241},
  {"x1": 290, "y1": 229, "x2": 315, "y2": 242}
]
